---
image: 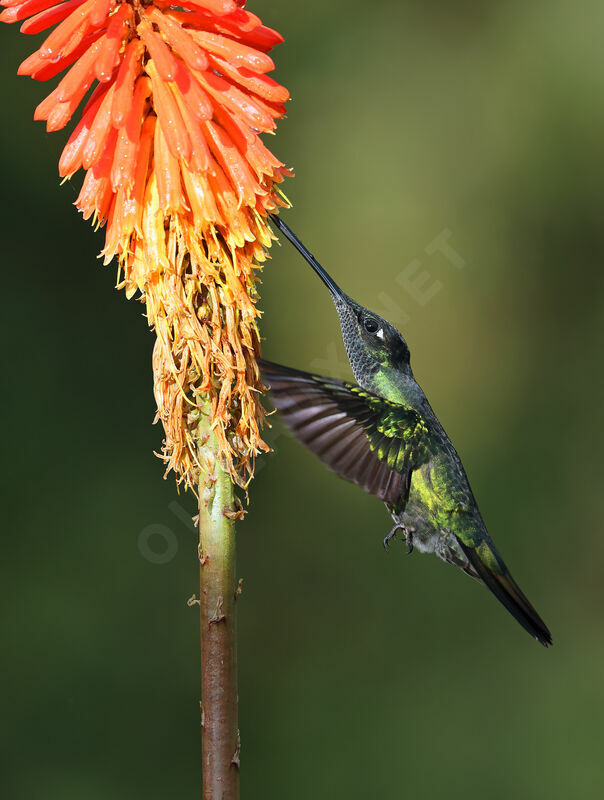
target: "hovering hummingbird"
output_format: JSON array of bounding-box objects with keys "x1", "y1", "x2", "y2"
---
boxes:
[{"x1": 261, "y1": 214, "x2": 552, "y2": 647}]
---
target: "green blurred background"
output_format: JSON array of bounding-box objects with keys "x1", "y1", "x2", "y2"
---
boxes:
[{"x1": 2, "y1": 1, "x2": 604, "y2": 797}]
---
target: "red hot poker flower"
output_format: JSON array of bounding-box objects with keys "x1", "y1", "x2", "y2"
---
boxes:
[{"x1": 1, "y1": 0, "x2": 291, "y2": 487}]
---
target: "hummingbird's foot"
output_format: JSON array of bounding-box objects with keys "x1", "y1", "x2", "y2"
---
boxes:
[{"x1": 383, "y1": 522, "x2": 410, "y2": 552}]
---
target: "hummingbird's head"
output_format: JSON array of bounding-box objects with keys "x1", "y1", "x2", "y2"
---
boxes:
[
  {"x1": 270, "y1": 214, "x2": 413, "y2": 392},
  {"x1": 333, "y1": 295, "x2": 412, "y2": 386}
]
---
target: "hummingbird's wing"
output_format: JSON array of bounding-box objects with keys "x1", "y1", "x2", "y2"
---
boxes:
[{"x1": 259, "y1": 360, "x2": 432, "y2": 512}]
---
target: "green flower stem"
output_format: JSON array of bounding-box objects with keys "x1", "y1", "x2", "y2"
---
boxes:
[{"x1": 197, "y1": 416, "x2": 240, "y2": 800}]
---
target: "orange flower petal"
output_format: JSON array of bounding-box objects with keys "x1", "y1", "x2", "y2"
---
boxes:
[
  {"x1": 34, "y1": 72, "x2": 91, "y2": 130},
  {"x1": 235, "y1": 23, "x2": 285, "y2": 53},
  {"x1": 55, "y1": 37, "x2": 102, "y2": 101},
  {"x1": 17, "y1": 48, "x2": 44, "y2": 75},
  {"x1": 38, "y1": 0, "x2": 94, "y2": 60},
  {"x1": 183, "y1": 0, "x2": 237, "y2": 16},
  {"x1": 186, "y1": 29, "x2": 274, "y2": 74},
  {"x1": 211, "y1": 104, "x2": 284, "y2": 178},
  {"x1": 182, "y1": 168, "x2": 221, "y2": 230},
  {"x1": 46, "y1": 92, "x2": 84, "y2": 131},
  {"x1": 203, "y1": 119, "x2": 259, "y2": 207},
  {"x1": 129, "y1": 113, "x2": 155, "y2": 235},
  {"x1": 84, "y1": 125, "x2": 118, "y2": 220},
  {"x1": 33, "y1": 85, "x2": 60, "y2": 119},
  {"x1": 170, "y1": 80, "x2": 211, "y2": 174},
  {"x1": 0, "y1": 0, "x2": 72, "y2": 24},
  {"x1": 111, "y1": 76, "x2": 151, "y2": 191},
  {"x1": 89, "y1": 0, "x2": 112, "y2": 28},
  {"x1": 207, "y1": 53, "x2": 289, "y2": 104},
  {"x1": 111, "y1": 38, "x2": 144, "y2": 128},
  {"x1": 75, "y1": 132, "x2": 116, "y2": 223},
  {"x1": 81, "y1": 81, "x2": 115, "y2": 168},
  {"x1": 94, "y1": 3, "x2": 132, "y2": 82},
  {"x1": 245, "y1": 92, "x2": 287, "y2": 123},
  {"x1": 172, "y1": 57, "x2": 213, "y2": 122},
  {"x1": 20, "y1": 0, "x2": 87, "y2": 36},
  {"x1": 165, "y1": 7, "x2": 283, "y2": 52},
  {"x1": 138, "y1": 18, "x2": 179, "y2": 82},
  {"x1": 146, "y1": 57, "x2": 191, "y2": 160},
  {"x1": 58, "y1": 81, "x2": 108, "y2": 176},
  {"x1": 145, "y1": 6, "x2": 208, "y2": 73},
  {"x1": 31, "y1": 31, "x2": 102, "y2": 80},
  {"x1": 154, "y1": 119, "x2": 185, "y2": 212},
  {"x1": 194, "y1": 69, "x2": 275, "y2": 132}
]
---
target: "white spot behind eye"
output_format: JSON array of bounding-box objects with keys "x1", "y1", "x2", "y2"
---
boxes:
[{"x1": 376, "y1": 328, "x2": 385, "y2": 340}]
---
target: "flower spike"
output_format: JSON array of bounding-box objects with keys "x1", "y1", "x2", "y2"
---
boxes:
[{"x1": 2, "y1": 0, "x2": 291, "y2": 487}]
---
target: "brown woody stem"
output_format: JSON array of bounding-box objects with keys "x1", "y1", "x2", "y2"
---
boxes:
[{"x1": 198, "y1": 416, "x2": 240, "y2": 800}]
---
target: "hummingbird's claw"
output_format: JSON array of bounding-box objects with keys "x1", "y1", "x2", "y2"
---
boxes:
[{"x1": 383, "y1": 522, "x2": 411, "y2": 552}]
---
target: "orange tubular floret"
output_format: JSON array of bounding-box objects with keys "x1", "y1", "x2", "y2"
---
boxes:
[
  {"x1": 173, "y1": 59, "x2": 212, "y2": 121},
  {"x1": 138, "y1": 19, "x2": 179, "y2": 83},
  {"x1": 111, "y1": 38, "x2": 144, "y2": 128},
  {"x1": 58, "y1": 82, "x2": 108, "y2": 176},
  {"x1": 194, "y1": 69, "x2": 275, "y2": 132},
  {"x1": 235, "y1": 24, "x2": 284, "y2": 53},
  {"x1": 0, "y1": 0, "x2": 69, "y2": 24},
  {"x1": 34, "y1": 66, "x2": 93, "y2": 130},
  {"x1": 111, "y1": 76, "x2": 151, "y2": 190},
  {"x1": 247, "y1": 91, "x2": 286, "y2": 124},
  {"x1": 216, "y1": 7, "x2": 264, "y2": 33},
  {"x1": 187, "y1": 29, "x2": 274, "y2": 74},
  {"x1": 212, "y1": 104, "x2": 283, "y2": 178},
  {"x1": 203, "y1": 119, "x2": 259, "y2": 207},
  {"x1": 31, "y1": 31, "x2": 102, "y2": 79},
  {"x1": 17, "y1": 47, "x2": 44, "y2": 75},
  {"x1": 163, "y1": 7, "x2": 282, "y2": 52},
  {"x1": 154, "y1": 122, "x2": 183, "y2": 212},
  {"x1": 76, "y1": 165, "x2": 106, "y2": 221},
  {"x1": 46, "y1": 90, "x2": 85, "y2": 130},
  {"x1": 146, "y1": 58, "x2": 191, "y2": 160},
  {"x1": 20, "y1": 1, "x2": 87, "y2": 37},
  {"x1": 184, "y1": 0, "x2": 237, "y2": 15},
  {"x1": 55, "y1": 37, "x2": 102, "y2": 101},
  {"x1": 140, "y1": 174, "x2": 170, "y2": 272},
  {"x1": 82, "y1": 82, "x2": 115, "y2": 168},
  {"x1": 145, "y1": 7, "x2": 208, "y2": 73},
  {"x1": 89, "y1": 0, "x2": 112, "y2": 28},
  {"x1": 182, "y1": 166, "x2": 221, "y2": 230},
  {"x1": 171, "y1": 81, "x2": 211, "y2": 173},
  {"x1": 33, "y1": 83, "x2": 63, "y2": 119},
  {"x1": 208, "y1": 54, "x2": 289, "y2": 104},
  {"x1": 38, "y1": 0, "x2": 93, "y2": 59},
  {"x1": 95, "y1": 3, "x2": 132, "y2": 82},
  {"x1": 80, "y1": 125, "x2": 118, "y2": 221},
  {"x1": 102, "y1": 189, "x2": 126, "y2": 267},
  {"x1": 129, "y1": 113, "x2": 156, "y2": 236},
  {"x1": 207, "y1": 157, "x2": 237, "y2": 216}
]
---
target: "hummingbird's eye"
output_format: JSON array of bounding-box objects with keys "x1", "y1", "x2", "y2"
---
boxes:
[{"x1": 363, "y1": 318, "x2": 379, "y2": 334}]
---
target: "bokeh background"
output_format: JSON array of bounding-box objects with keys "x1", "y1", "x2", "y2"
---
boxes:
[{"x1": 2, "y1": 1, "x2": 604, "y2": 797}]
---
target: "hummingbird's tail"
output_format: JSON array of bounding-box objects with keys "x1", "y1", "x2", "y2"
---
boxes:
[{"x1": 459, "y1": 540, "x2": 552, "y2": 647}]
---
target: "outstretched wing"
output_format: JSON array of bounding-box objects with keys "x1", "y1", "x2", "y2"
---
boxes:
[{"x1": 260, "y1": 359, "x2": 433, "y2": 512}]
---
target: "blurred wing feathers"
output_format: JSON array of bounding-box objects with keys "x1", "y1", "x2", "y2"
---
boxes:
[{"x1": 260, "y1": 360, "x2": 432, "y2": 509}]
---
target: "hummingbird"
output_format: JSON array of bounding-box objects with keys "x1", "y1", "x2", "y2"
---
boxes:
[{"x1": 261, "y1": 214, "x2": 552, "y2": 647}]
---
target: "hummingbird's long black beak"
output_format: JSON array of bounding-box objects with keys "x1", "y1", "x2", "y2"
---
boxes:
[{"x1": 269, "y1": 214, "x2": 346, "y2": 300}]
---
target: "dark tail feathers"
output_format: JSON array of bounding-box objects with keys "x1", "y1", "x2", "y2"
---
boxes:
[{"x1": 460, "y1": 543, "x2": 552, "y2": 647}]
